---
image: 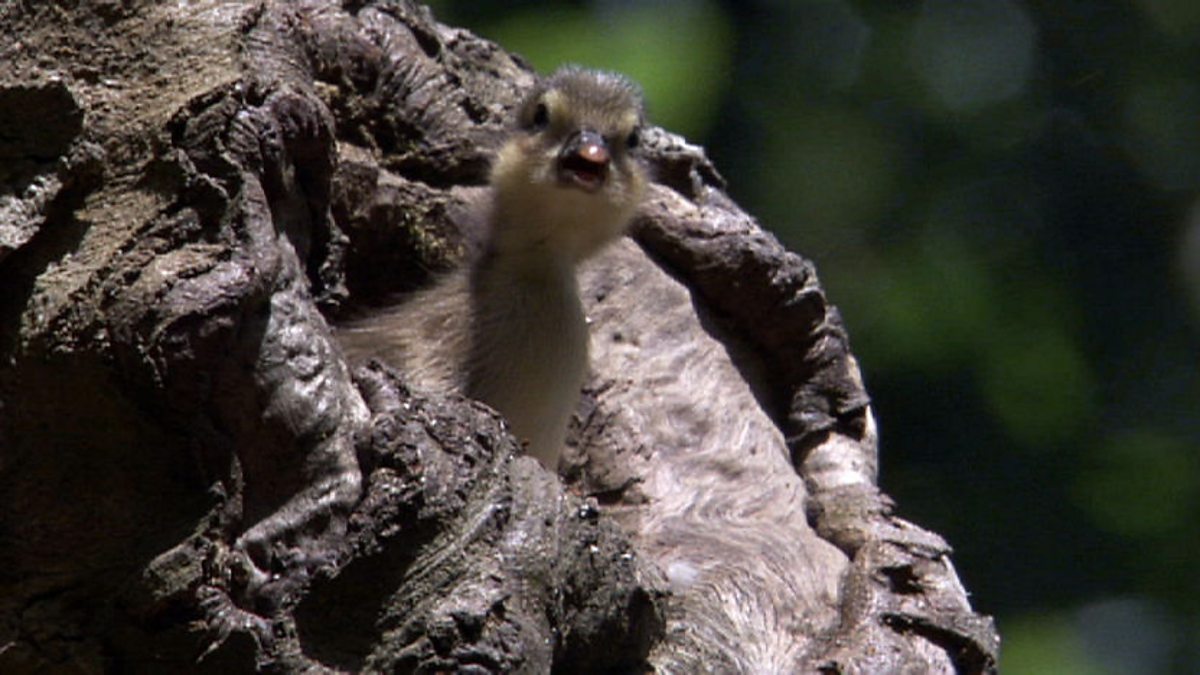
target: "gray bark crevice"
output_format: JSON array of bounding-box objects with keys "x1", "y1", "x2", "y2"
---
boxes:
[{"x1": 0, "y1": 1, "x2": 998, "y2": 673}]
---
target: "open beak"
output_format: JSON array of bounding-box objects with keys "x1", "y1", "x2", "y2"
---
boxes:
[{"x1": 557, "y1": 130, "x2": 610, "y2": 192}]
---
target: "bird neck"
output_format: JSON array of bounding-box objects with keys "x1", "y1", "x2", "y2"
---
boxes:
[
  {"x1": 471, "y1": 240, "x2": 578, "y2": 297},
  {"x1": 487, "y1": 179, "x2": 631, "y2": 269}
]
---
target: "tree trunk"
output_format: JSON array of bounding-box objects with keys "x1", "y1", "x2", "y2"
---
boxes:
[{"x1": 0, "y1": 1, "x2": 998, "y2": 672}]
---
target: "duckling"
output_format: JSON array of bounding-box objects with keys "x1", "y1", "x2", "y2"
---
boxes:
[{"x1": 338, "y1": 67, "x2": 648, "y2": 469}]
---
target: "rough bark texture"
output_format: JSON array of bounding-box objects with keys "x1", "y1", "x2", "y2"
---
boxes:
[{"x1": 0, "y1": 1, "x2": 998, "y2": 673}]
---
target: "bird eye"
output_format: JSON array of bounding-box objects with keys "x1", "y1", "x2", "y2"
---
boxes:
[
  {"x1": 626, "y1": 128, "x2": 641, "y2": 150},
  {"x1": 531, "y1": 102, "x2": 550, "y2": 129}
]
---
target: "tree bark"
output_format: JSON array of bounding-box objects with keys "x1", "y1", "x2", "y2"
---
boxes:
[{"x1": 0, "y1": 1, "x2": 999, "y2": 673}]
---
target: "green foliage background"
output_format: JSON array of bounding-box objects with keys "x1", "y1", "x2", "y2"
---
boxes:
[{"x1": 429, "y1": 0, "x2": 1200, "y2": 671}]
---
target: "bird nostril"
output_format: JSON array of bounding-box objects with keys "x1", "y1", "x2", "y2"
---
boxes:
[
  {"x1": 557, "y1": 130, "x2": 611, "y2": 190},
  {"x1": 579, "y1": 142, "x2": 609, "y2": 166},
  {"x1": 563, "y1": 130, "x2": 609, "y2": 165}
]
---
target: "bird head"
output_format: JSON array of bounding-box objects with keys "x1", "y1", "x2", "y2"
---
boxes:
[{"x1": 489, "y1": 66, "x2": 648, "y2": 264}]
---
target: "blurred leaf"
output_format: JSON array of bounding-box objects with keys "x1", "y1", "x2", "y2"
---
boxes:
[
  {"x1": 1134, "y1": 0, "x2": 1200, "y2": 38},
  {"x1": 1073, "y1": 431, "x2": 1199, "y2": 538},
  {"x1": 1002, "y1": 612, "x2": 1118, "y2": 675},
  {"x1": 1183, "y1": 204, "x2": 1200, "y2": 323},
  {"x1": 1075, "y1": 597, "x2": 1182, "y2": 674},
  {"x1": 909, "y1": 0, "x2": 1035, "y2": 112},
  {"x1": 844, "y1": 233, "x2": 995, "y2": 373},
  {"x1": 759, "y1": 104, "x2": 897, "y2": 247},
  {"x1": 979, "y1": 322, "x2": 1094, "y2": 447},
  {"x1": 1122, "y1": 74, "x2": 1200, "y2": 191},
  {"x1": 481, "y1": 1, "x2": 732, "y2": 139}
]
